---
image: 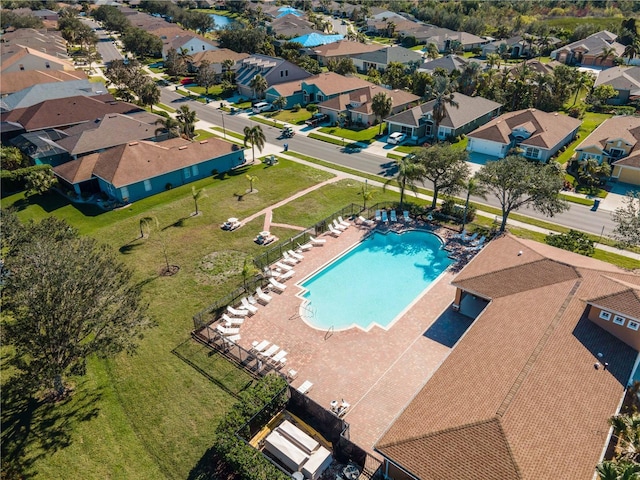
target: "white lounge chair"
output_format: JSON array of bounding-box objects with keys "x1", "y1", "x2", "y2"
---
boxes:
[
  {"x1": 403, "y1": 211, "x2": 411, "y2": 222},
  {"x1": 358, "y1": 215, "x2": 374, "y2": 225},
  {"x1": 274, "y1": 261, "x2": 294, "y2": 272},
  {"x1": 279, "y1": 270, "x2": 295, "y2": 281},
  {"x1": 270, "y1": 350, "x2": 287, "y2": 365},
  {"x1": 333, "y1": 219, "x2": 348, "y2": 231},
  {"x1": 223, "y1": 334, "x2": 241, "y2": 344},
  {"x1": 297, "y1": 380, "x2": 313, "y2": 394},
  {"x1": 298, "y1": 242, "x2": 313, "y2": 251},
  {"x1": 256, "y1": 287, "x2": 272, "y2": 304},
  {"x1": 390, "y1": 210, "x2": 397, "y2": 222},
  {"x1": 287, "y1": 249, "x2": 304, "y2": 261},
  {"x1": 269, "y1": 277, "x2": 286, "y2": 292},
  {"x1": 222, "y1": 313, "x2": 244, "y2": 326},
  {"x1": 251, "y1": 339, "x2": 270, "y2": 353},
  {"x1": 337, "y1": 216, "x2": 351, "y2": 228},
  {"x1": 309, "y1": 236, "x2": 326, "y2": 245},
  {"x1": 282, "y1": 251, "x2": 300, "y2": 263},
  {"x1": 241, "y1": 297, "x2": 258, "y2": 314},
  {"x1": 328, "y1": 224, "x2": 342, "y2": 236},
  {"x1": 217, "y1": 325, "x2": 240, "y2": 336},
  {"x1": 227, "y1": 305, "x2": 249, "y2": 317},
  {"x1": 381, "y1": 210, "x2": 388, "y2": 223},
  {"x1": 261, "y1": 344, "x2": 280, "y2": 359},
  {"x1": 465, "y1": 232, "x2": 479, "y2": 243},
  {"x1": 281, "y1": 256, "x2": 298, "y2": 266},
  {"x1": 375, "y1": 210, "x2": 382, "y2": 221},
  {"x1": 471, "y1": 235, "x2": 486, "y2": 247}
]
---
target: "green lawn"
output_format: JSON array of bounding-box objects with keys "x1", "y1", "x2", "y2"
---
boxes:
[
  {"x1": 157, "y1": 103, "x2": 176, "y2": 113},
  {"x1": 271, "y1": 109, "x2": 313, "y2": 125},
  {"x1": 542, "y1": 16, "x2": 622, "y2": 32},
  {"x1": 211, "y1": 126, "x2": 245, "y2": 142},
  {"x1": 185, "y1": 84, "x2": 224, "y2": 99},
  {"x1": 555, "y1": 112, "x2": 611, "y2": 165},
  {"x1": 318, "y1": 124, "x2": 384, "y2": 143},
  {"x1": 148, "y1": 66, "x2": 164, "y2": 74},
  {"x1": 1, "y1": 159, "x2": 336, "y2": 479},
  {"x1": 194, "y1": 129, "x2": 215, "y2": 140}
]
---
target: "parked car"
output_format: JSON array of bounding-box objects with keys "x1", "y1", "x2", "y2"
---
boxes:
[
  {"x1": 252, "y1": 102, "x2": 275, "y2": 113},
  {"x1": 387, "y1": 132, "x2": 407, "y2": 145},
  {"x1": 305, "y1": 113, "x2": 329, "y2": 127}
]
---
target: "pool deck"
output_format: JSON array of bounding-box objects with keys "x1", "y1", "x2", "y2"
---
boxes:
[{"x1": 232, "y1": 221, "x2": 477, "y2": 456}]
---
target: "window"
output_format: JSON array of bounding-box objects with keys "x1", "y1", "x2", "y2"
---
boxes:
[
  {"x1": 317, "y1": 94, "x2": 324, "y2": 102},
  {"x1": 120, "y1": 186, "x2": 129, "y2": 200},
  {"x1": 609, "y1": 148, "x2": 624, "y2": 158},
  {"x1": 613, "y1": 315, "x2": 626, "y2": 325},
  {"x1": 183, "y1": 167, "x2": 191, "y2": 179},
  {"x1": 628, "y1": 321, "x2": 640, "y2": 331},
  {"x1": 525, "y1": 147, "x2": 540, "y2": 158},
  {"x1": 599, "y1": 310, "x2": 611, "y2": 321},
  {"x1": 401, "y1": 126, "x2": 412, "y2": 135},
  {"x1": 191, "y1": 164, "x2": 199, "y2": 176},
  {"x1": 190, "y1": 46, "x2": 194, "y2": 51},
  {"x1": 143, "y1": 179, "x2": 152, "y2": 192}
]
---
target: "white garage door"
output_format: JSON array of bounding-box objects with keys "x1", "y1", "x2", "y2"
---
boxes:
[{"x1": 468, "y1": 138, "x2": 505, "y2": 157}]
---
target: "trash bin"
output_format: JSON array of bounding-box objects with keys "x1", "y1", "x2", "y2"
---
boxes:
[{"x1": 284, "y1": 143, "x2": 288, "y2": 152}]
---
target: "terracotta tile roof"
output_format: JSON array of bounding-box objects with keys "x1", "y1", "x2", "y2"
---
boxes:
[
  {"x1": 312, "y1": 40, "x2": 383, "y2": 58},
  {"x1": 467, "y1": 109, "x2": 581, "y2": 150},
  {"x1": 588, "y1": 288, "x2": 640, "y2": 321},
  {"x1": 1, "y1": 96, "x2": 141, "y2": 132},
  {"x1": 319, "y1": 85, "x2": 419, "y2": 116},
  {"x1": 376, "y1": 234, "x2": 640, "y2": 480},
  {"x1": 0, "y1": 69, "x2": 87, "y2": 96}
]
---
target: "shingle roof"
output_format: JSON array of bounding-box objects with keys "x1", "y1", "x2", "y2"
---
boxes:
[
  {"x1": 419, "y1": 54, "x2": 468, "y2": 74},
  {"x1": 312, "y1": 40, "x2": 383, "y2": 58},
  {"x1": 0, "y1": 70, "x2": 88, "y2": 96},
  {"x1": 0, "y1": 79, "x2": 107, "y2": 112},
  {"x1": 594, "y1": 66, "x2": 640, "y2": 95},
  {"x1": 551, "y1": 30, "x2": 625, "y2": 58},
  {"x1": 352, "y1": 45, "x2": 423, "y2": 66},
  {"x1": 0, "y1": 46, "x2": 75, "y2": 72},
  {"x1": 588, "y1": 288, "x2": 640, "y2": 320},
  {"x1": 318, "y1": 85, "x2": 420, "y2": 116},
  {"x1": 575, "y1": 116, "x2": 640, "y2": 154},
  {"x1": 375, "y1": 234, "x2": 640, "y2": 480},
  {"x1": 467, "y1": 109, "x2": 581, "y2": 150},
  {"x1": 190, "y1": 48, "x2": 249, "y2": 67}
]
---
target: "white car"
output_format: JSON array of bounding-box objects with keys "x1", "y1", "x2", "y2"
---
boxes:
[
  {"x1": 387, "y1": 132, "x2": 407, "y2": 145},
  {"x1": 252, "y1": 102, "x2": 275, "y2": 114}
]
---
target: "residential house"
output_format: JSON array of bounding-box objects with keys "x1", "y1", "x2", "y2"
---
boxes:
[
  {"x1": 551, "y1": 30, "x2": 626, "y2": 67},
  {"x1": 31, "y1": 9, "x2": 59, "y2": 22},
  {"x1": 385, "y1": 93, "x2": 501, "y2": 143},
  {"x1": 0, "y1": 69, "x2": 87, "y2": 96},
  {"x1": 0, "y1": 79, "x2": 107, "y2": 112},
  {"x1": 506, "y1": 58, "x2": 558, "y2": 78},
  {"x1": 480, "y1": 35, "x2": 561, "y2": 58},
  {"x1": 0, "y1": 28, "x2": 68, "y2": 58},
  {"x1": 289, "y1": 33, "x2": 344, "y2": 48},
  {"x1": 312, "y1": 40, "x2": 384, "y2": 67},
  {"x1": 574, "y1": 116, "x2": 640, "y2": 185},
  {"x1": 397, "y1": 24, "x2": 487, "y2": 52},
  {"x1": 375, "y1": 233, "x2": 640, "y2": 480},
  {"x1": 268, "y1": 14, "x2": 316, "y2": 39},
  {"x1": 365, "y1": 11, "x2": 412, "y2": 36},
  {"x1": 162, "y1": 34, "x2": 218, "y2": 60},
  {"x1": 418, "y1": 54, "x2": 468, "y2": 75},
  {"x1": 593, "y1": 66, "x2": 640, "y2": 105},
  {"x1": 263, "y1": 5, "x2": 304, "y2": 19},
  {"x1": 0, "y1": 46, "x2": 76, "y2": 74},
  {"x1": 188, "y1": 49, "x2": 249, "y2": 77},
  {"x1": 351, "y1": 45, "x2": 423, "y2": 73},
  {"x1": 317, "y1": 85, "x2": 420, "y2": 126},
  {"x1": 10, "y1": 129, "x2": 70, "y2": 166},
  {"x1": 235, "y1": 54, "x2": 311, "y2": 99},
  {"x1": 467, "y1": 108, "x2": 581, "y2": 161},
  {"x1": 264, "y1": 72, "x2": 373, "y2": 109},
  {"x1": 54, "y1": 137, "x2": 245, "y2": 202}
]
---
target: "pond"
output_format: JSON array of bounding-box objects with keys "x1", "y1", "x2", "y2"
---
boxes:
[{"x1": 209, "y1": 14, "x2": 235, "y2": 30}]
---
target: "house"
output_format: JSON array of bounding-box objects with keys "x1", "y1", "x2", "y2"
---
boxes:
[
  {"x1": 0, "y1": 28, "x2": 68, "y2": 59},
  {"x1": 467, "y1": 108, "x2": 581, "y2": 161},
  {"x1": 574, "y1": 116, "x2": 640, "y2": 185},
  {"x1": 54, "y1": 137, "x2": 245, "y2": 203},
  {"x1": 265, "y1": 72, "x2": 373, "y2": 109},
  {"x1": 480, "y1": 35, "x2": 561, "y2": 58},
  {"x1": 162, "y1": 34, "x2": 218, "y2": 60},
  {"x1": 311, "y1": 41, "x2": 384, "y2": 67},
  {"x1": 0, "y1": 79, "x2": 107, "y2": 112},
  {"x1": 418, "y1": 54, "x2": 468, "y2": 75},
  {"x1": 188, "y1": 48, "x2": 249, "y2": 76},
  {"x1": 0, "y1": 69, "x2": 87, "y2": 96},
  {"x1": 375, "y1": 233, "x2": 640, "y2": 480},
  {"x1": 31, "y1": 9, "x2": 59, "y2": 22},
  {"x1": 10, "y1": 129, "x2": 70, "y2": 166},
  {"x1": 593, "y1": 66, "x2": 640, "y2": 105},
  {"x1": 317, "y1": 85, "x2": 420, "y2": 126},
  {"x1": 351, "y1": 45, "x2": 423, "y2": 73},
  {"x1": 0, "y1": 46, "x2": 76, "y2": 74},
  {"x1": 289, "y1": 32, "x2": 344, "y2": 48},
  {"x1": 268, "y1": 14, "x2": 316, "y2": 39},
  {"x1": 385, "y1": 93, "x2": 502, "y2": 143},
  {"x1": 235, "y1": 55, "x2": 312, "y2": 99},
  {"x1": 550, "y1": 30, "x2": 626, "y2": 67},
  {"x1": 506, "y1": 58, "x2": 558, "y2": 78}
]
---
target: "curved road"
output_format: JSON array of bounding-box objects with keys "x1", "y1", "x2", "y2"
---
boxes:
[{"x1": 159, "y1": 89, "x2": 618, "y2": 237}]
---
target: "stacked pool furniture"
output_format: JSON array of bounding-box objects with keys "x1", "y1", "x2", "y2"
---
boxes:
[{"x1": 263, "y1": 420, "x2": 332, "y2": 480}]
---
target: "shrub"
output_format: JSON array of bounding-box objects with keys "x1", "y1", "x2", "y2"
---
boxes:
[
  {"x1": 545, "y1": 229, "x2": 595, "y2": 256},
  {"x1": 292, "y1": 103, "x2": 301, "y2": 112},
  {"x1": 165, "y1": 183, "x2": 173, "y2": 190},
  {"x1": 154, "y1": 109, "x2": 170, "y2": 118},
  {"x1": 1, "y1": 164, "x2": 53, "y2": 195},
  {"x1": 306, "y1": 103, "x2": 318, "y2": 113},
  {"x1": 567, "y1": 106, "x2": 585, "y2": 119}
]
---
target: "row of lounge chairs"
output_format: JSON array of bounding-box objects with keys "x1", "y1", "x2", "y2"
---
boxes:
[
  {"x1": 327, "y1": 216, "x2": 351, "y2": 236},
  {"x1": 250, "y1": 340, "x2": 288, "y2": 368},
  {"x1": 452, "y1": 229, "x2": 487, "y2": 250},
  {"x1": 374, "y1": 210, "x2": 411, "y2": 224}
]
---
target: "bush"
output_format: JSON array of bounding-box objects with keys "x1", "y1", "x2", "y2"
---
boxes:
[
  {"x1": 165, "y1": 183, "x2": 173, "y2": 190},
  {"x1": 567, "y1": 105, "x2": 585, "y2": 119},
  {"x1": 1, "y1": 164, "x2": 53, "y2": 195},
  {"x1": 545, "y1": 229, "x2": 595, "y2": 256},
  {"x1": 306, "y1": 103, "x2": 318, "y2": 113},
  {"x1": 605, "y1": 105, "x2": 636, "y2": 116},
  {"x1": 154, "y1": 109, "x2": 170, "y2": 118},
  {"x1": 292, "y1": 103, "x2": 301, "y2": 112}
]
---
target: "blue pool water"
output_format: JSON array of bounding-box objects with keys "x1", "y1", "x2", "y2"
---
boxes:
[{"x1": 299, "y1": 230, "x2": 453, "y2": 331}]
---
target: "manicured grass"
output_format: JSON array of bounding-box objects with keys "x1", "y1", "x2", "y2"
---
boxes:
[
  {"x1": 185, "y1": 84, "x2": 224, "y2": 99},
  {"x1": 88, "y1": 76, "x2": 104, "y2": 83},
  {"x1": 308, "y1": 132, "x2": 346, "y2": 146},
  {"x1": 318, "y1": 124, "x2": 384, "y2": 143},
  {"x1": 251, "y1": 115, "x2": 284, "y2": 129},
  {"x1": 559, "y1": 193, "x2": 594, "y2": 206},
  {"x1": 233, "y1": 100, "x2": 252, "y2": 109},
  {"x1": 157, "y1": 103, "x2": 176, "y2": 113},
  {"x1": 555, "y1": 112, "x2": 610, "y2": 164},
  {"x1": 148, "y1": 66, "x2": 164, "y2": 74},
  {"x1": 194, "y1": 129, "x2": 215, "y2": 140},
  {"x1": 387, "y1": 152, "x2": 405, "y2": 160},
  {"x1": 542, "y1": 16, "x2": 622, "y2": 31},
  {"x1": 211, "y1": 126, "x2": 245, "y2": 142},
  {"x1": 271, "y1": 109, "x2": 313, "y2": 125}
]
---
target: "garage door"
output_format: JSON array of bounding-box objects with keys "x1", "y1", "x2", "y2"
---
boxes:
[
  {"x1": 618, "y1": 167, "x2": 640, "y2": 186},
  {"x1": 468, "y1": 138, "x2": 505, "y2": 157}
]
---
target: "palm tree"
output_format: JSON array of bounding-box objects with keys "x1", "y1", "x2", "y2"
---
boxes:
[
  {"x1": 461, "y1": 176, "x2": 487, "y2": 233},
  {"x1": 360, "y1": 181, "x2": 375, "y2": 210},
  {"x1": 426, "y1": 76, "x2": 458, "y2": 142},
  {"x1": 176, "y1": 105, "x2": 197, "y2": 140},
  {"x1": 245, "y1": 174, "x2": 258, "y2": 192},
  {"x1": 371, "y1": 92, "x2": 392, "y2": 135},
  {"x1": 383, "y1": 155, "x2": 425, "y2": 210},
  {"x1": 221, "y1": 58, "x2": 236, "y2": 82},
  {"x1": 139, "y1": 81, "x2": 160, "y2": 112},
  {"x1": 596, "y1": 460, "x2": 640, "y2": 480},
  {"x1": 386, "y1": 20, "x2": 396, "y2": 38},
  {"x1": 597, "y1": 46, "x2": 618, "y2": 66},
  {"x1": 458, "y1": 62, "x2": 481, "y2": 96},
  {"x1": 243, "y1": 125, "x2": 266, "y2": 163},
  {"x1": 572, "y1": 71, "x2": 594, "y2": 105},
  {"x1": 272, "y1": 96, "x2": 287, "y2": 111},
  {"x1": 486, "y1": 53, "x2": 501, "y2": 70},
  {"x1": 623, "y1": 37, "x2": 640, "y2": 63},
  {"x1": 425, "y1": 43, "x2": 439, "y2": 60},
  {"x1": 249, "y1": 74, "x2": 268, "y2": 99},
  {"x1": 191, "y1": 186, "x2": 207, "y2": 216},
  {"x1": 177, "y1": 47, "x2": 193, "y2": 67},
  {"x1": 154, "y1": 117, "x2": 181, "y2": 139},
  {"x1": 609, "y1": 413, "x2": 640, "y2": 463}
]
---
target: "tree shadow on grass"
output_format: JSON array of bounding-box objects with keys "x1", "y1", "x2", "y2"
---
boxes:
[
  {"x1": 187, "y1": 445, "x2": 236, "y2": 480},
  {"x1": 1, "y1": 372, "x2": 101, "y2": 479}
]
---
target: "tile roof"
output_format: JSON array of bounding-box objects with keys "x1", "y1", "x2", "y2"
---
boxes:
[
  {"x1": 1, "y1": 96, "x2": 141, "y2": 132},
  {"x1": 385, "y1": 93, "x2": 501, "y2": 129},
  {"x1": 594, "y1": 66, "x2": 640, "y2": 95},
  {"x1": 318, "y1": 85, "x2": 420, "y2": 116},
  {"x1": 376, "y1": 234, "x2": 640, "y2": 480},
  {"x1": 419, "y1": 54, "x2": 468, "y2": 74},
  {"x1": 467, "y1": 109, "x2": 581, "y2": 150},
  {"x1": 296, "y1": 72, "x2": 374, "y2": 97},
  {"x1": 312, "y1": 40, "x2": 383, "y2": 58},
  {"x1": 351, "y1": 45, "x2": 423, "y2": 65},
  {"x1": 0, "y1": 70, "x2": 87, "y2": 96},
  {"x1": 552, "y1": 30, "x2": 625, "y2": 59}
]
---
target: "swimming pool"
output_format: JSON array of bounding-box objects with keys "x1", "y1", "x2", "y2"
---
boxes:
[{"x1": 298, "y1": 230, "x2": 453, "y2": 331}]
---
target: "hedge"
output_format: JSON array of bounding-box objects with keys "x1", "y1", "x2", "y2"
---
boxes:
[{"x1": 1, "y1": 164, "x2": 52, "y2": 195}]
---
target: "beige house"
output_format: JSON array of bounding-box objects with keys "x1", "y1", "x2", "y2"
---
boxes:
[
  {"x1": 312, "y1": 40, "x2": 383, "y2": 67},
  {"x1": 0, "y1": 46, "x2": 76, "y2": 74},
  {"x1": 574, "y1": 116, "x2": 640, "y2": 185}
]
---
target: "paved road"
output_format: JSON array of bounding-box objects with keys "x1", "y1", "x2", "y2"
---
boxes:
[
  {"x1": 80, "y1": 18, "x2": 123, "y2": 64},
  {"x1": 159, "y1": 89, "x2": 619, "y2": 237}
]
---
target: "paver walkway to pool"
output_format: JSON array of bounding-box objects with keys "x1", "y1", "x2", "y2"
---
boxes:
[{"x1": 233, "y1": 222, "x2": 472, "y2": 456}]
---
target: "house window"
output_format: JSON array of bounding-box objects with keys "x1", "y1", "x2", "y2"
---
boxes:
[
  {"x1": 401, "y1": 126, "x2": 412, "y2": 135},
  {"x1": 191, "y1": 164, "x2": 199, "y2": 176},
  {"x1": 183, "y1": 167, "x2": 191, "y2": 179},
  {"x1": 628, "y1": 320, "x2": 640, "y2": 331},
  {"x1": 317, "y1": 94, "x2": 324, "y2": 102},
  {"x1": 191, "y1": 46, "x2": 194, "y2": 51},
  {"x1": 144, "y1": 179, "x2": 152, "y2": 191},
  {"x1": 599, "y1": 310, "x2": 611, "y2": 321},
  {"x1": 121, "y1": 186, "x2": 129, "y2": 200},
  {"x1": 613, "y1": 315, "x2": 626, "y2": 325},
  {"x1": 525, "y1": 147, "x2": 540, "y2": 158},
  {"x1": 609, "y1": 148, "x2": 624, "y2": 158}
]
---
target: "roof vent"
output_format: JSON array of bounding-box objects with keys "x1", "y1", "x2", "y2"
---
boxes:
[
  {"x1": 178, "y1": 145, "x2": 188, "y2": 150},
  {"x1": 199, "y1": 140, "x2": 208, "y2": 144},
  {"x1": 128, "y1": 142, "x2": 138, "y2": 146}
]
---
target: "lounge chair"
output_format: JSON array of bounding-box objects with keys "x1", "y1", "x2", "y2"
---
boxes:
[
  {"x1": 375, "y1": 210, "x2": 382, "y2": 221},
  {"x1": 381, "y1": 210, "x2": 388, "y2": 223},
  {"x1": 270, "y1": 350, "x2": 287, "y2": 365},
  {"x1": 403, "y1": 211, "x2": 411, "y2": 222},
  {"x1": 465, "y1": 232, "x2": 479, "y2": 243},
  {"x1": 471, "y1": 235, "x2": 486, "y2": 247},
  {"x1": 328, "y1": 224, "x2": 342, "y2": 236},
  {"x1": 269, "y1": 277, "x2": 287, "y2": 292},
  {"x1": 241, "y1": 297, "x2": 258, "y2": 314},
  {"x1": 333, "y1": 219, "x2": 348, "y2": 231},
  {"x1": 298, "y1": 242, "x2": 313, "y2": 251},
  {"x1": 297, "y1": 380, "x2": 313, "y2": 394},
  {"x1": 251, "y1": 339, "x2": 270, "y2": 353},
  {"x1": 358, "y1": 215, "x2": 374, "y2": 225},
  {"x1": 223, "y1": 334, "x2": 241, "y2": 344},
  {"x1": 217, "y1": 325, "x2": 240, "y2": 336},
  {"x1": 337, "y1": 216, "x2": 351, "y2": 228},
  {"x1": 390, "y1": 210, "x2": 397, "y2": 222},
  {"x1": 279, "y1": 270, "x2": 295, "y2": 281},
  {"x1": 261, "y1": 344, "x2": 280, "y2": 359},
  {"x1": 309, "y1": 236, "x2": 326, "y2": 245},
  {"x1": 256, "y1": 287, "x2": 272, "y2": 304},
  {"x1": 281, "y1": 256, "x2": 298, "y2": 266},
  {"x1": 274, "y1": 261, "x2": 294, "y2": 272},
  {"x1": 288, "y1": 249, "x2": 304, "y2": 261},
  {"x1": 453, "y1": 228, "x2": 467, "y2": 240},
  {"x1": 222, "y1": 313, "x2": 244, "y2": 326},
  {"x1": 227, "y1": 305, "x2": 249, "y2": 317}
]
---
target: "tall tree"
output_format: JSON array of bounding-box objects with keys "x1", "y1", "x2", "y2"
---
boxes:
[
  {"x1": 164, "y1": 47, "x2": 187, "y2": 78},
  {"x1": 383, "y1": 154, "x2": 426, "y2": 209},
  {"x1": 249, "y1": 74, "x2": 268, "y2": 99},
  {"x1": 272, "y1": 96, "x2": 287, "y2": 111},
  {"x1": 609, "y1": 413, "x2": 640, "y2": 463},
  {"x1": 176, "y1": 105, "x2": 197, "y2": 139},
  {"x1": 597, "y1": 46, "x2": 618, "y2": 66},
  {"x1": 196, "y1": 60, "x2": 216, "y2": 95},
  {"x1": 426, "y1": 75, "x2": 458, "y2": 142},
  {"x1": 414, "y1": 144, "x2": 470, "y2": 208},
  {"x1": 623, "y1": 36, "x2": 640, "y2": 62},
  {"x1": 371, "y1": 92, "x2": 392, "y2": 135},
  {"x1": 138, "y1": 80, "x2": 160, "y2": 111},
  {"x1": 475, "y1": 155, "x2": 568, "y2": 232},
  {"x1": 382, "y1": 61, "x2": 407, "y2": 89},
  {"x1": 243, "y1": 125, "x2": 266, "y2": 163},
  {"x1": 1, "y1": 145, "x2": 28, "y2": 170},
  {"x1": 572, "y1": 70, "x2": 594, "y2": 105},
  {"x1": 1, "y1": 213, "x2": 151, "y2": 398},
  {"x1": 612, "y1": 191, "x2": 640, "y2": 248},
  {"x1": 154, "y1": 117, "x2": 181, "y2": 139}
]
